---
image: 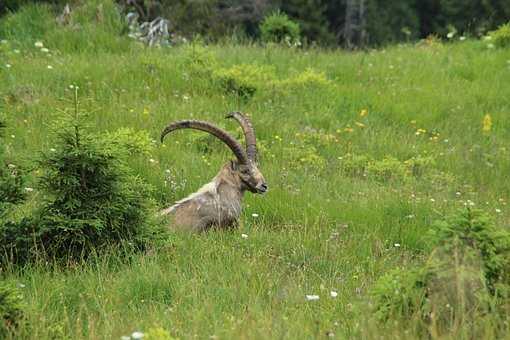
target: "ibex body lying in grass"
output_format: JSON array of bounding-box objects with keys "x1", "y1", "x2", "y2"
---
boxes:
[{"x1": 160, "y1": 112, "x2": 267, "y2": 232}]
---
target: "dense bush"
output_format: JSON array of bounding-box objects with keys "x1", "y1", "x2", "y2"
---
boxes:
[
  {"x1": 0, "y1": 282, "x2": 25, "y2": 337},
  {"x1": 489, "y1": 22, "x2": 510, "y2": 48},
  {"x1": 0, "y1": 111, "x2": 163, "y2": 264},
  {"x1": 213, "y1": 64, "x2": 275, "y2": 99},
  {"x1": 371, "y1": 209, "x2": 510, "y2": 336},
  {"x1": 260, "y1": 10, "x2": 300, "y2": 45}
]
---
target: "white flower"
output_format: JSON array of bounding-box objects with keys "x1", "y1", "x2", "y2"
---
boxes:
[
  {"x1": 131, "y1": 331, "x2": 144, "y2": 339},
  {"x1": 47, "y1": 65, "x2": 53, "y2": 69},
  {"x1": 41, "y1": 47, "x2": 49, "y2": 53},
  {"x1": 330, "y1": 291, "x2": 338, "y2": 298},
  {"x1": 69, "y1": 85, "x2": 74, "y2": 89},
  {"x1": 456, "y1": 192, "x2": 461, "y2": 196},
  {"x1": 149, "y1": 158, "x2": 156, "y2": 163},
  {"x1": 430, "y1": 198, "x2": 435, "y2": 202},
  {"x1": 17, "y1": 283, "x2": 26, "y2": 288},
  {"x1": 34, "y1": 41, "x2": 44, "y2": 48},
  {"x1": 394, "y1": 243, "x2": 401, "y2": 247},
  {"x1": 10, "y1": 135, "x2": 15, "y2": 138},
  {"x1": 50, "y1": 148, "x2": 56, "y2": 152},
  {"x1": 5, "y1": 64, "x2": 12, "y2": 68},
  {"x1": 241, "y1": 234, "x2": 248, "y2": 239},
  {"x1": 496, "y1": 208, "x2": 502, "y2": 213},
  {"x1": 24, "y1": 187, "x2": 34, "y2": 193},
  {"x1": 459, "y1": 36, "x2": 466, "y2": 41},
  {"x1": 251, "y1": 213, "x2": 259, "y2": 218},
  {"x1": 306, "y1": 295, "x2": 320, "y2": 301},
  {"x1": 13, "y1": 49, "x2": 20, "y2": 53},
  {"x1": 447, "y1": 32, "x2": 455, "y2": 39}
]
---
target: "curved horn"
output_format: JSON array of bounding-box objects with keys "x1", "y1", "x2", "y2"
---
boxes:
[
  {"x1": 226, "y1": 111, "x2": 257, "y2": 162},
  {"x1": 161, "y1": 120, "x2": 248, "y2": 164}
]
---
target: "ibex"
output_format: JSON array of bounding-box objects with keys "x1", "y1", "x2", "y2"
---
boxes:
[{"x1": 160, "y1": 112, "x2": 267, "y2": 232}]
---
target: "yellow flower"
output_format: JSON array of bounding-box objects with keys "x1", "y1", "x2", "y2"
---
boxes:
[
  {"x1": 359, "y1": 109, "x2": 368, "y2": 117},
  {"x1": 355, "y1": 121, "x2": 366, "y2": 128},
  {"x1": 344, "y1": 127, "x2": 354, "y2": 133},
  {"x1": 143, "y1": 108, "x2": 150, "y2": 115},
  {"x1": 482, "y1": 114, "x2": 492, "y2": 133}
]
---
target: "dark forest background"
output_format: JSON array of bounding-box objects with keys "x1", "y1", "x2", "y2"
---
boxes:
[{"x1": 2, "y1": 0, "x2": 510, "y2": 47}]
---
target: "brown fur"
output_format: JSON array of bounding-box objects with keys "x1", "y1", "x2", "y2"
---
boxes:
[{"x1": 161, "y1": 160, "x2": 266, "y2": 232}]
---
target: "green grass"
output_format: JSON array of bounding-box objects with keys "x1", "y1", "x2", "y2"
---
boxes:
[{"x1": 1, "y1": 3, "x2": 510, "y2": 338}]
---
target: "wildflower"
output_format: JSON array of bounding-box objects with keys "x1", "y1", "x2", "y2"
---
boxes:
[
  {"x1": 131, "y1": 331, "x2": 144, "y2": 339},
  {"x1": 482, "y1": 114, "x2": 492, "y2": 133},
  {"x1": 149, "y1": 158, "x2": 156, "y2": 163},
  {"x1": 394, "y1": 243, "x2": 401, "y2": 247},
  {"x1": 241, "y1": 233, "x2": 248, "y2": 239},
  {"x1": 359, "y1": 109, "x2": 368, "y2": 117},
  {"x1": 13, "y1": 49, "x2": 20, "y2": 53},
  {"x1": 5, "y1": 63, "x2": 11, "y2": 68},
  {"x1": 252, "y1": 213, "x2": 259, "y2": 218},
  {"x1": 344, "y1": 127, "x2": 354, "y2": 133},
  {"x1": 355, "y1": 122, "x2": 366, "y2": 128},
  {"x1": 459, "y1": 36, "x2": 466, "y2": 41},
  {"x1": 430, "y1": 198, "x2": 435, "y2": 202},
  {"x1": 50, "y1": 148, "x2": 56, "y2": 152},
  {"x1": 496, "y1": 208, "x2": 502, "y2": 213},
  {"x1": 447, "y1": 32, "x2": 455, "y2": 39},
  {"x1": 306, "y1": 295, "x2": 320, "y2": 301},
  {"x1": 47, "y1": 65, "x2": 53, "y2": 69},
  {"x1": 69, "y1": 85, "x2": 74, "y2": 89},
  {"x1": 143, "y1": 108, "x2": 149, "y2": 115},
  {"x1": 330, "y1": 291, "x2": 338, "y2": 298},
  {"x1": 24, "y1": 187, "x2": 34, "y2": 193},
  {"x1": 182, "y1": 95, "x2": 190, "y2": 101},
  {"x1": 41, "y1": 47, "x2": 49, "y2": 53},
  {"x1": 34, "y1": 41, "x2": 44, "y2": 48}
]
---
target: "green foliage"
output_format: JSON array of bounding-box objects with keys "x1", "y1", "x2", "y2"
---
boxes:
[
  {"x1": 0, "y1": 111, "x2": 162, "y2": 264},
  {"x1": 429, "y1": 208, "x2": 510, "y2": 290},
  {"x1": 372, "y1": 209, "x2": 510, "y2": 335},
  {"x1": 32, "y1": 114, "x2": 157, "y2": 260},
  {"x1": 0, "y1": 282, "x2": 25, "y2": 337},
  {"x1": 103, "y1": 127, "x2": 155, "y2": 157},
  {"x1": 489, "y1": 22, "x2": 510, "y2": 48},
  {"x1": 371, "y1": 266, "x2": 430, "y2": 322},
  {"x1": 260, "y1": 10, "x2": 300, "y2": 45},
  {"x1": 145, "y1": 326, "x2": 176, "y2": 339},
  {"x1": 213, "y1": 64, "x2": 275, "y2": 99}
]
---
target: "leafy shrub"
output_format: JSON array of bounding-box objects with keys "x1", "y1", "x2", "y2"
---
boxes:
[
  {"x1": 103, "y1": 127, "x2": 155, "y2": 157},
  {"x1": 366, "y1": 156, "x2": 408, "y2": 182},
  {"x1": 181, "y1": 41, "x2": 218, "y2": 86},
  {"x1": 489, "y1": 22, "x2": 510, "y2": 48},
  {"x1": 213, "y1": 64, "x2": 275, "y2": 99},
  {"x1": 372, "y1": 209, "x2": 510, "y2": 336},
  {"x1": 260, "y1": 10, "x2": 300, "y2": 45},
  {"x1": 277, "y1": 68, "x2": 331, "y2": 89},
  {"x1": 0, "y1": 282, "x2": 25, "y2": 337}
]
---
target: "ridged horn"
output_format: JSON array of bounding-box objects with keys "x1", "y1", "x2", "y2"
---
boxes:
[
  {"x1": 226, "y1": 111, "x2": 258, "y2": 162},
  {"x1": 161, "y1": 120, "x2": 248, "y2": 164}
]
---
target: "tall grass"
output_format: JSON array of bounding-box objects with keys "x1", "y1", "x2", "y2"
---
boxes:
[{"x1": 1, "y1": 2, "x2": 509, "y2": 338}]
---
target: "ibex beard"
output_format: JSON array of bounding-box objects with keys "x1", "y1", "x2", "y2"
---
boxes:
[{"x1": 160, "y1": 112, "x2": 267, "y2": 232}]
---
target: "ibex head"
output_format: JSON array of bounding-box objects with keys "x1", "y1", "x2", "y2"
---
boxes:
[{"x1": 160, "y1": 111, "x2": 267, "y2": 194}]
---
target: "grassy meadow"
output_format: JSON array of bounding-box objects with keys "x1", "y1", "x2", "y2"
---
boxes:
[{"x1": 1, "y1": 3, "x2": 510, "y2": 339}]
